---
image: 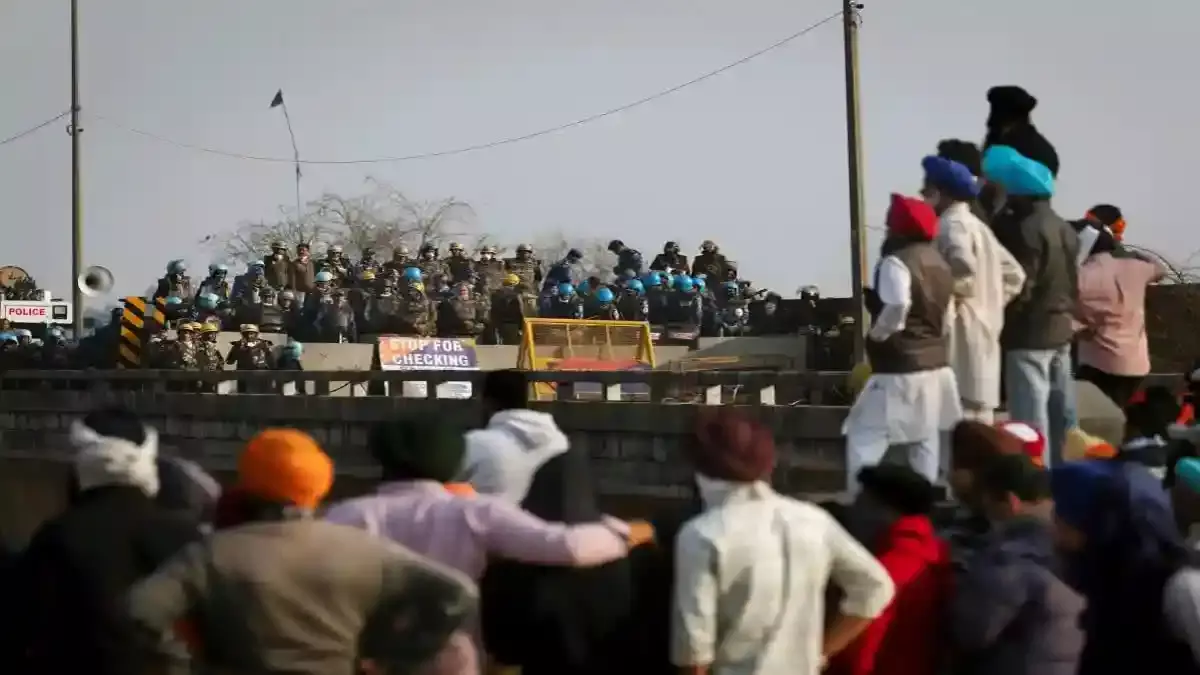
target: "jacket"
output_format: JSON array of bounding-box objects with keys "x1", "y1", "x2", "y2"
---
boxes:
[
  {"x1": 993, "y1": 199, "x2": 1079, "y2": 350},
  {"x1": 460, "y1": 409, "x2": 570, "y2": 503},
  {"x1": 828, "y1": 516, "x2": 950, "y2": 675},
  {"x1": 125, "y1": 516, "x2": 478, "y2": 675},
  {"x1": 950, "y1": 516, "x2": 1085, "y2": 675},
  {"x1": 0, "y1": 486, "x2": 202, "y2": 675},
  {"x1": 671, "y1": 479, "x2": 895, "y2": 675},
  {"x1": 1076, "y1": 252, "x2": 1166, "y2": 376},
  {"x1": 866, "y1": 241, "x2": 953, "y2": 374},
  {"x1": 480, "y1": 444, "x2": 639, "y2": 675}
]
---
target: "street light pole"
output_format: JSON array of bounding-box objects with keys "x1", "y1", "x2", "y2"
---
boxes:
[
  {"x1": 842, "y1": 0, "x2": 868, "y2": 364},
  {"x1": 69, "y1": 0, "x2": 84, "y2": 337}
]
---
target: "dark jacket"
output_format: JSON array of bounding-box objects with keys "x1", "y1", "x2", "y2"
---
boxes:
[
  {"x1": 993, "y1": 199, "x2": 1079, "y2": 350},
  {"x1": 480, "y1": 445, "x2": 638, "y2": 675},
  {"x1": 0, "y1": 486, "x2": 202, "y2": 675},
  {"x1": 950, "y1": 516, "x2": 1085, "y2": 675}
]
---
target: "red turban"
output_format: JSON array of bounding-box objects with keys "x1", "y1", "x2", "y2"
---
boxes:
[
  {"x1": 885, "y1": 193, "x2": 938, "y2": 241},
  {"x1": 687, "y1": 408, "x2": 776, "y2": 482}
]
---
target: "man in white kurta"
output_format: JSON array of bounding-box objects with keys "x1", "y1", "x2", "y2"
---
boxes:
[
  {"x1": 925, "y1": 155, "x2": 1026, "y2": 423},
  {"x1": 844, "y1": 193, "x2": 962, "y2": 493}
]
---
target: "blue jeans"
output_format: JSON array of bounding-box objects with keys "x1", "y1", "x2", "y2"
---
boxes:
[{"x1": 1005, "y1": 345, "x2": 1078, "y2": 467}]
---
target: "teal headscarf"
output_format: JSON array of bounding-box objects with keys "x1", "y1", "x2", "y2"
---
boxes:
[{"x1": 982, "y1": 144, "x2": 1055, "y2": 197}]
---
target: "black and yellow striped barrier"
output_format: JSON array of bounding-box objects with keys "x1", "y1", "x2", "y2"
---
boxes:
[{"x1": 118, "y1": 297, "x2": 167, "y2": 368}]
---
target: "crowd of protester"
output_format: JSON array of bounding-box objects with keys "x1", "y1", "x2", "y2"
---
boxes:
[{"x1": 5, "y1": 368, "x2": 1200, "y2": 674}]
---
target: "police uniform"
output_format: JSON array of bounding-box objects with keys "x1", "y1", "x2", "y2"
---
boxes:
[{"x1": 225, "y1": 324, "x2": 273, "y2": 371}]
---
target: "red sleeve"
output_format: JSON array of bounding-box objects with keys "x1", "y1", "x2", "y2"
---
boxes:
[{"x1": 829, "y1": 544, "x2": 927, "y2": 675}]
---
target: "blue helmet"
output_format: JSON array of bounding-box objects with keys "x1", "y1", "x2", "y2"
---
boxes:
[
  {"x1": 315, "y1": 270, "x2": 334, "y2": 283},
  {"x1": 694, "y1": 278, "x2": 706, "y2": 292},
  {"x1": 403, "y1": 266, "x2": 423, "y2": 281},
  {"x1": 723, "y1": 280, "x2": 739, "y2": 294},
  {"x1": 285, "y1": 341, "x2": 303, "y2": 357},
  {"x1": 595, "y1": 287, "x2": 614, "y2": 303},
  {"x1": 557, "y1": 282, "x2": 575, "y2": 296},
  {"x1": 577, "y1": 280, "x2": 591, "y2": 294},
  {"x1": 165, "y1": 296, "x2": 183, "y2": 306},
  {"x1": 673, "y1": 275, "x2": 694, "y2": 292},
  {"x1": 197, "y1": 292, "x2": 219, "y2": 309},
  {"x1": 642, "y1": 273, "x2": 661, "y2": 288},
  {"x1": 627, "y1": 279, "x2": 645, "y2": 294}
]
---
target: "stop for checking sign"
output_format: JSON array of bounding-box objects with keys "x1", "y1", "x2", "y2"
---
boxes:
[{"x1": 0, "y1": 300, "x2": 73, "y2": 324}]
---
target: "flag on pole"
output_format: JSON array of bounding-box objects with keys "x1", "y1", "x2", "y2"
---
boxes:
[{"x1": 269, "y1": 89, "x2": 284, "y2": 109}]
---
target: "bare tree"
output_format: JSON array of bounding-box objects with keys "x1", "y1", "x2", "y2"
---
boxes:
[
  {"x1": 211, "y1": 179, "x2": 478, "y2": 263},
  {"x1": 217, "y1": 206, "x2": 337, "y2": 265}
]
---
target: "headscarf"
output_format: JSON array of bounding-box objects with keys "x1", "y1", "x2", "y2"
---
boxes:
[
  {"x1": 686, "y1": 408, "x2": 776, "y2": 483},
  {"x1": 936, "y1": 139, "x2": 982, "y2": 177},
  {"x1": 885, "y1": 193, "x2": 938, "y2": 240},
  {"x1": 984, "y1": 85, "x2": 1060, "y2": 176},
  {"x1": 950, "y1": 420, "x2": 1024, "y2": 472},
  {"x1": 981, "y1": 145, "x2": 1055, "y2": 197},
  {"x1": 70, "y1": 410, "x2": 160, "y2": 498},
  {"x1": 922, "y1": 155, "x2": 980, "y2": 200},
  {"x1": 237, "y1": 428, "x2": 334, "y2": 509},
  {"x1": 1086, "y1": 204, "x2": 1126, "y2": 241}
]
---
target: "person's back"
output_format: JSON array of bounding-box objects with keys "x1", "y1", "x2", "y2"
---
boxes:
[
  {"x1": 674, "y1": 489, "x2": 889, "y2": 675},
  {"x1": 131, "y1": 517, "x2": 473, "y2": 675},
  {"x1": 994, "y1": 199, "x2": 1078, "y2": 351},
  {"x1": 1077, "y1": 251, "x2": 1166, "y2": 378}
]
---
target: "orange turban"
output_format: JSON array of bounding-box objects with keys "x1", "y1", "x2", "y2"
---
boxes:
[{"x1": 237, "y1": 428, "x2": 334, "y2": 509}]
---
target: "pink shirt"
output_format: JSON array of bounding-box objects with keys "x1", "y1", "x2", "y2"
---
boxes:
[
  {"x1": 326, "y1": 481, "x2": 631, "y2": 675},
  {"x1": 1077, "y1": 252, "x2": 1166, "y2": 376}
]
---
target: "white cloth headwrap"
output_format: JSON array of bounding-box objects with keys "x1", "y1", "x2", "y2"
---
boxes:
[{"x1": 70, "y1": 419, "x2": 160, "y2": 497}]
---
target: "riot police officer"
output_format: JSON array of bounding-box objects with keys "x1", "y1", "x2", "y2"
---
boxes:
[
  {"x1": 444, "y1": 242, "x2": 475, "y2": 285},
  {"x1": 156, "y1": 260, "x2": 193, "y2": 302},
  {"x1": 396, "y1": 281, "x2": 433, "y2": 337},
  {"x1": 437, "y1": 283, "x2": 486, "y2": 337},
  {"x1": 650, "y1": 241, "x2": 690, "y2": 274},
  {"x1": 504, "y1": 243, "x2": 542, "y2": 293},
  {"x1": 545, "y1": 283, "x2": 583, "y2": 319},
  {"x1": 225, "y1": 324, "x2": 273, "y2": 371}
]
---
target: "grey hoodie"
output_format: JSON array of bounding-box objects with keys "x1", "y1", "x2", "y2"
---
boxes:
[{"x1": 459, "y1": 409, "x2": 570, "y2": 503}]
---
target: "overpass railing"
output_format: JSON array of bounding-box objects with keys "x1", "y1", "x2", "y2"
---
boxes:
[{"x1": 0, "y1": 369, "x2": 853, "y2": 405}]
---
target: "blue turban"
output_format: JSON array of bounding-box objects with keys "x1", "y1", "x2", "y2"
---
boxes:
[
  {"x1": 921, "y1": 155, "x2": 980, "y2": 199},
  {"x1": 982, "y1": 145, "x2": 1055, "y2": 197}
]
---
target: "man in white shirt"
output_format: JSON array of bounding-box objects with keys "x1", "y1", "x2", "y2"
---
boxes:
[
  {"x1": 672, "y1": 409, "x2": 895, "y2": 675},
  {"x1": 925, "y1": 154, "x2": 1026, "y2": 424},
  {"x1": 844, "y1": 194, "x2": 962, "y2": 491}
]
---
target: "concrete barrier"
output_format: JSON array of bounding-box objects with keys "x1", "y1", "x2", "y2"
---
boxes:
[{"x1": 0, "y1": 381, "x2": 847, "y2": 544}]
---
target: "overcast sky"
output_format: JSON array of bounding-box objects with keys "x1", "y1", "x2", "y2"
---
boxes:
[{"x1": 1, "y1": 0, "x2": 1194, "y2": 301}]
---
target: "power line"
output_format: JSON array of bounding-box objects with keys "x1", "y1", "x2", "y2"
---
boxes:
[
  {"x1": 0, "y1": 111, "x2": 71, "y2": 147},
  {"x1": 93, "y1": 11, "x2": 843, "y2": 166}
]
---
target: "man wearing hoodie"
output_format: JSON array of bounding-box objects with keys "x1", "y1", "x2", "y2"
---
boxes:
[
  {"x1": 983, "y1": 144, "x2": 1079, "y2": 465},
  {"x1": 460, "y1": 369, "x2": 571, "y2": 502},
  {"x1": 0, "y1": 407, "x2": 203, "y2": 675}
]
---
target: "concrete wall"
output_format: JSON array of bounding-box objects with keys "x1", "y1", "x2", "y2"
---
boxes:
[{"x1": 0, "y1": 386, "x2": 847, "y2": 545}]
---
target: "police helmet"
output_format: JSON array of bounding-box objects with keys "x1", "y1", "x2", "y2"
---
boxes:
[
  {"x1": 197, "y1": 292, "x2": 219, "y2": 309},
  {"x1": 329, "y1": 244, "x2": 344, "y2": 254},
  {"x1": 628, "y1": 279, "x2": 645, "y2": 294},
  {"x1": 199, "y1": 322, "x2": 220, "y2": 333},
  {"x1": 578, "y1": 280, "x2": 591, "y2": 294},
  {"x1": 516, "y1": 243, "x2": 532, "y2": 254},
  {"x1": 314, "y1": 271, "x2": 334, "y2": 283},
  {"x1": 566, "y1": 248, "x2": 583, "y2": 261},
  {"x1": 557, "y1": 282, "x2": 575, "y2": 296},
  {"x1": 167, "y1": 260, "x2": 186, "y2": 274},
  {"x1": 240, "y1": 323, "x2": 259, "y2": 334},
  {"x1": 360, "y1": 269, "x2": 376, "y2": 281},
  {"x1": 165, "y1": 296, "x2": 183, "y2": 305},
  {"x1": 695, "y1": 278, "x2": 707, "y2": 292},
  {"x1": 595, "y1": 287, "x2": 615, "y2": 303},
  {"x1": 503, "y1": 274, "x2": 520, "y2": 287},
  {"x1": 642, "y1": 273, "x2": 661, "y2": 288},
  {"x1": 664, "y1": 241, "x2": 680, "y2": 253},
  {"x1": 674, "y1": 275, "x2": 694, "y2": 292},
  {"x1": 209, "y1": 263, "x2": 228, "y2": 275},
  {"x1": 403, "y1": 266, "x2": 423, "y2": 281},
  {"x1": 449, "y1": 242, "x2": 463, "y2": 252}
]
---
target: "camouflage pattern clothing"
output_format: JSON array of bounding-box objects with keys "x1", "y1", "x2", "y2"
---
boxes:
[
  {"x1": 444, "y1": 254, "x2": 475, "y2": 285},
  {"x1": 196, "y1": 340, "x2": 224, "y2": 371},
  {"x1": 437, "y1": 296, "x2": 484, "y2": 337},
  {"x1": 395, "y1": 290, "x2": 433, "y2": 336},
  {"x1": 225, "y1": 339, "x2": 273, "y2": 370},
  {"x1": 503, "y1": 257, "x2": 541, "y2": 293},
  {"x1": 417, "y1": 258, "x2": 447, "y2": 284},
  {"x1": 474, "y1": 259, "x2": 506, "y2": 290},
  {"x1": 156, "y1": 275, "x2": 194, "y2": 301}
]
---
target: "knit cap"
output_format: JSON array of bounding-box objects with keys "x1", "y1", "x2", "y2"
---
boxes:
[{"x1": 237, "y1": 428, "x2": 334, "y2": 509}]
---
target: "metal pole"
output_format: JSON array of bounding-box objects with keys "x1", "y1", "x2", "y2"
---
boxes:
[
  {"x1": 69, "y1": 0, "x2": 84, "y2": 337},
  {"x1": 842, "y1": 1, "x2": 868, "y2": 364},
  {"x1": 280, "y1": 101, "x2": 303, "y2": 222}
]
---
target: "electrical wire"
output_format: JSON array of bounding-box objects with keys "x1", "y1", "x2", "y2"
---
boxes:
[
  {"x1": 0, "y1": 111, "x2": 71, "y2": 147},
  {"x1": 93, "y1": 11, "x2": 843, "y2": 166}
]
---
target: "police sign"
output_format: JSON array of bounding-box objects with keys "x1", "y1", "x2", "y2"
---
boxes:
[
  {"x1": 377, "y1": 336, "x2": 479, "y2": 400},
  {"x1": 0, "y1": 300, "x2": 73, "y2": 324},
  {"x1": 377, "y1": 336, "x2": 479, "y2": 370}
]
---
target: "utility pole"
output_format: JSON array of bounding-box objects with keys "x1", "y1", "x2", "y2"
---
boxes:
[
  {"x1": 69, "y1": 0, "x2": 84, "y2": 337},
  {"x1": 842, "y1": 0, "x2": 868, "y2": 364}
]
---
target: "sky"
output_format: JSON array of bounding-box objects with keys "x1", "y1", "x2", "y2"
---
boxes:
[{"x1": 1, "y1": 0, "x2": 1196, "y2": 304}]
